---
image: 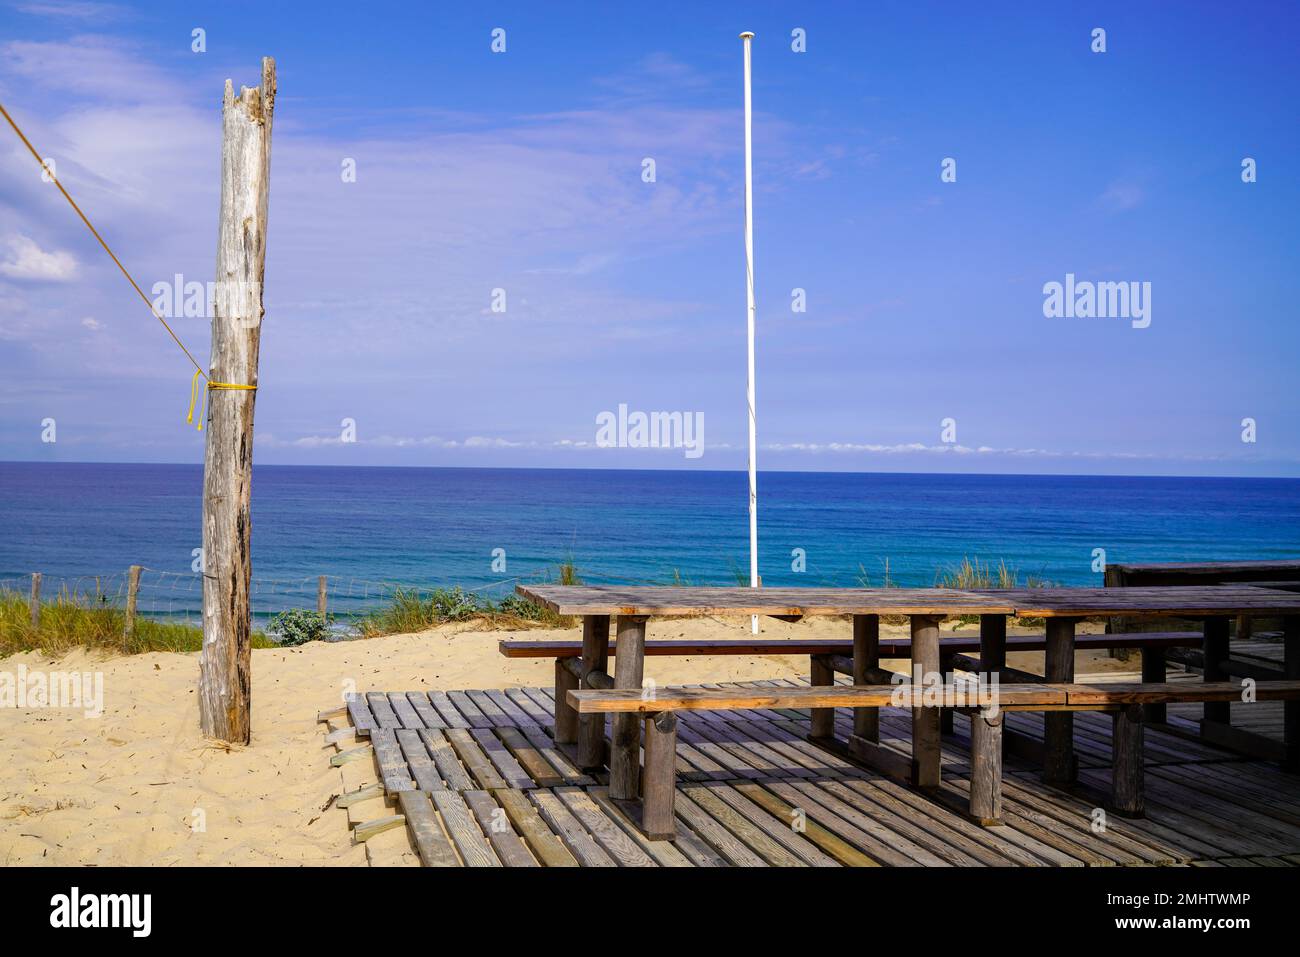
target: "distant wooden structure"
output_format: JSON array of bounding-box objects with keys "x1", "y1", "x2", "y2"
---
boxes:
[
  {"x1": 198, "y1": 58, "x2": 276, "y2": 744},
  {"x1": 1106, "y1": 559, "x2": 1300, "y2": 638}
]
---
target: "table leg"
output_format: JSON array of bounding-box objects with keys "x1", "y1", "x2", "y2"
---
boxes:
[
  {"x1": 809, "y1": 655, "x2": 835, "y2": 739},
  {"x1": 554, "y1": 659, "x2": 578, "y2": 745},
  {"x1": 980, "y1": 613, "x2": 1007, "y2": 674},
  {"x1": 1285, "y1": 616, "x2": 1298, "y2": 771},
  {"x1": 610, "y1": 614, "x2": 647, "y2": 800},
  {"x1": 1043, "y1": 616, "x2": 1077, "y2": 786},
  {"x1": 1202, "y1": 616, "x2": 1231, "y2": 727},
  {"x1": 1110, "y1": 703, "x2": 1145, "y2": 817},
  {"x1": 1140, "y1": 644, "x2": 1167, "y2": 724},
  {"x1": 911, "y1": 615, "x2": 941, "y2": 788},
  {"x1": 576, "y1": 614, "x2": 611, "y2": 770},
  {"x1": 852, "y1": 613, "x2": 879, "y2": 743}
]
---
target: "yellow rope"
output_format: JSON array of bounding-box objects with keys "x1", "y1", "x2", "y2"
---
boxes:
[
  {"x1": 188, "y1": 370, "x2": 257, "y2": 431},
  {"x1": 0, "y1": 98, "x2": 257, "y2": 428}
]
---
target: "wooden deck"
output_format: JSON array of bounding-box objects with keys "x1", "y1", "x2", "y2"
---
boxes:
[{"x1": 332, "y1": 669, "x2": 1300, "y2": 867}]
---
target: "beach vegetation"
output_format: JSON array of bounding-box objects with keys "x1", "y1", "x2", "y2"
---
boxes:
[
  {"x1": 0, "y1": 586, "x2": 273, "y2": 657},
  {"x1": 354, "y1": 583, "x2": 565, "y2": 637},
  {"x1": 269, "y1": 608, "x2": 333, "y2": 646}
]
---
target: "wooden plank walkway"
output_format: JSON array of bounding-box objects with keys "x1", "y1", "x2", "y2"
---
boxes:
[{"x1": 335, "y1": 675, "x2": 1300, "y2": 867}]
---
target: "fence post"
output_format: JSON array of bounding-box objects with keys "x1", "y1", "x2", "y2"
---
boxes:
[
  {"x1": 124, "y1": 565, "x2": 142, "y2": 643},
  {"x1": 318, "y1": 575, "x2": 328, "y2": 618},
  {"x1": 197, "y1": 57, "x2": 276, "y2": 745},
  {"x1": 29, "y1": 572, "x2": 41, "y2": 629}
]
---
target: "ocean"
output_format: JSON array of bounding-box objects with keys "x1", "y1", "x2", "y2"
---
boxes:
[{"x1": 2, "y1": 462, "x2": 1298, "y2": 622}]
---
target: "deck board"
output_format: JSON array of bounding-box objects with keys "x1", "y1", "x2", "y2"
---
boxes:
[{"x1": 338, "y1": 674, "x2": 1300, "y2": 867}]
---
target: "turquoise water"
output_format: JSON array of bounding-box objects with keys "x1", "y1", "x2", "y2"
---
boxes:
[{"x1": 2, "y1": 462, "x2": 1298, "y2": 620}]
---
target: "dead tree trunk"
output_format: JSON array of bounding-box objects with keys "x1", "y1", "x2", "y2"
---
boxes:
[{"x1": 198, "y1": 57, "x2": 276, "y2": 743}]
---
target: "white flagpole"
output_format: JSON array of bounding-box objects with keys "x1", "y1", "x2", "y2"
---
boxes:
[{"x1": 740, "y1": 31, "x2": 759, "y2": 635}]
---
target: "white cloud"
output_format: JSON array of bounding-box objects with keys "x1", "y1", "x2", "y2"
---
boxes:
[
  {"x1": 80, "y1": 316, "x2": 101, "y2": 329},
  {"x1": 0, "y1": 235, "x2": 77, "y2": 281},
  {"x1": 15, "y1": 1, "x2": 128, "y2": 19},
  {"x1": 1099, "y1": 181, "x2": 1144, "y2": 212}
]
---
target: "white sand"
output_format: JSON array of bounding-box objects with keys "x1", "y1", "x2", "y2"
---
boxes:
[{"x1": 0, "y1": 616, "x2": 1118, "y2": 866}]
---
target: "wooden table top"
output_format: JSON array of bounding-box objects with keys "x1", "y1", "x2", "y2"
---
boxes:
[
  {"x1": 980, "y1": 585, "x2": 1300, "y2": 618},
  {"x1": 516, "y1": 585, "x2": 1015, "y2": 617},
  {"x1": 516, "y1": 584, "x2": 1300, "y2": 619}
]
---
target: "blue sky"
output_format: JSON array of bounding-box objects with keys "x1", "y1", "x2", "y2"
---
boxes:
[{"x1": 1, "y1": 0, "x2": 1297, "y2": 475}]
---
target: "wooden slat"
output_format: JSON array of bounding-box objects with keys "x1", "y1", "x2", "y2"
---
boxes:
[
  {"x1": 517, "y1": 584, "x2": 1015, "y2": 617},
  {"x1": 462, "y1": 789, "x2": 538, "y2": 867},
  {"x1": 586, "y1": 788, "x2": 697, "y2": 867},
  {"x1": 516, "y1": 723, "x2": 595, "y2": 786},
  {"x1": 427, "y1": 690, "x2": 472, "y2": 729},
  {"x1": 571, "y1": 682, "x2": 1065, "y2": 713},
  {"x1": 529, "y1": 789, "x2": 617, "y2": 867},
  {"x1": 431, "y1": 790, "x2": 501, "y2": 866},
  {"x1": 405, "y1": 691, "x2": 445, "y2": 729},
  {"x1": 518, "y1": 583, "x2": 1300, "y2": 618},
  {"x1": 370, "y1": 729, "x2": 415, "y2": 792},
  {"x1": 498, "y1": 632, "x2": 1203, "y2": 658},
  {"x1": 418, "y1": 728, "x2": 476, "y2": 790},
  {"x1": 555, "y1": 787, "x2": 657, "y2": 867},
  {"x1": 493, "y1": 788, "x2": 579, "y2": 867},
  {"x1": 398, "y1": 790, "x2": 459, "y2": 867},
  {"x1": 396, "y1": 728, "x2": 444, "y2": 792},
  {"x1": 447, "y1": 690, "x2": 494, "y2": 729},
  {"x1": 1064, "y1": 681, "x2": 1300, "y2": 705},
  {"x1": 469, "y1": 728, "x2": 535, "y2": 789},
  {"x1": 498, "y1": 725, "x2": 565, "y2": 787},
  {"x1": 366, "y1": 692, "x2": 401, "y2": 729},
  {"x1": 387, "y1": 692, "x2": 423, "y2": 730},
  {"x1": 445, "y1": 728, "x2": 508, "y2": 790},
  {"x1": 345, "y1": 693, "x2": 377, "y2": 736}
]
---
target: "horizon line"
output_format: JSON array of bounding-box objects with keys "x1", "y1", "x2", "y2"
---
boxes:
[{"x1": 2, "y1": 459, "x2": 1298, "y2": 482}]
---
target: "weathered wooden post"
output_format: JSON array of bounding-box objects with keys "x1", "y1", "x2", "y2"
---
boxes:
[
  {"x1": 317, "y1": 575, "x2": 328, "y2": 618},
  {"x1": 123, "y1": 564, "x2": 142, "y2": 643},
  {"x1": 29, "y1": 572, "x2": 40, "y2": 630},
  {"x1": 198, "y1": 58, "x2": 276, "y2": 743}
]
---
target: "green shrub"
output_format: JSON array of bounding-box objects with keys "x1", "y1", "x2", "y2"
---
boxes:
[
  {"x1": 431, "y1": 586, "x2": 482, "y2": 621},
  {"x1": 269, "y1": 608, "x2": 332, "y2": 646}
]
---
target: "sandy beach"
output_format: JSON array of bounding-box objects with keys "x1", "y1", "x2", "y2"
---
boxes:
[{"x1": 0, "y1": 616, "x2": 1125, "y2": 867}]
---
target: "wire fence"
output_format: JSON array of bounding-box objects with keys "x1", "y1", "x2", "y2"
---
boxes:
[{"x1": 0, "y1": 561, "x2": 761, "y2": 633}]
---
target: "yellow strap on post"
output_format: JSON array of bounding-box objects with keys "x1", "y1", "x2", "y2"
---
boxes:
[{"x1": 187, "y1": 369, "x2": 257, "y2": 431}]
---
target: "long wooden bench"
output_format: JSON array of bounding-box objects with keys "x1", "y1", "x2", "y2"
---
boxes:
[
  {"x1": 568, "y1": 680, "x2": 1300, "y2": 840},
  {"x1": 498, "y1": 632, "x2": 1201, "y2": 659},
  {"x1": 504, "y1": 632, "x2": 1203, "y2": 758}
]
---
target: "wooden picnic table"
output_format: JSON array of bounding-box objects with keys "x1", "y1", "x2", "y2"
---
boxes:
[{"x1": 516, "y1": 584, "x2": 1300, "y2": 798}]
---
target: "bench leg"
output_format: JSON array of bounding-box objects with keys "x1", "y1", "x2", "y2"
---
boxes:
[
  {"x1": 852, "y1": 613, "x2": 880, "y2": 743},
  {"x1": 809, "y1": 654, "x2": 835, "y2": 739},
  {"x1": 610, "y1": 615, "x2": 647, "y2": 800},
  {"x1": 576, "y1": 614, "x2": 610, "y2": 770},
  {"x1": 969, "y1": 708, "x2": 1003, "y2": 825},
  {"x1": 939, "y1": 647, "x2": 955, "y2": 735},
  {"x1": 1202, "y1": 616, "x2": 1231, "y2": 728},
  {"x1": 554, "y1": 659, "x2": 578, "y2": 745},
  {"x1": 641, "y1": 711, "x2": 678, "y2": 839},
  {"x1": 1110, "y1": 703, "x2": 1145, "y2": 817},
  {"x1": 1140, "y1": 645, "x2": 1167, "y2": 724},
  {"x1": 911, "y1": 615, "x2": 942, "y2": 788},
  {"x1": 1043, "y1": 617, "x2": 1078, "y2": 786},
  {"x1": 1285, "y1": 616, "x2": 1298, "y2": 771},
  {"x1": 979, "y1": 614, "x2": 1007, "y2": 674}
]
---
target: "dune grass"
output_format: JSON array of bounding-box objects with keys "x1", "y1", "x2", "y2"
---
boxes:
[
  {"x1": 0, "y1": 588, "x2": 273, "y2": 658},
  {"x1": 354, "y1": 585, "x2": 565, "y2": 638}
]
